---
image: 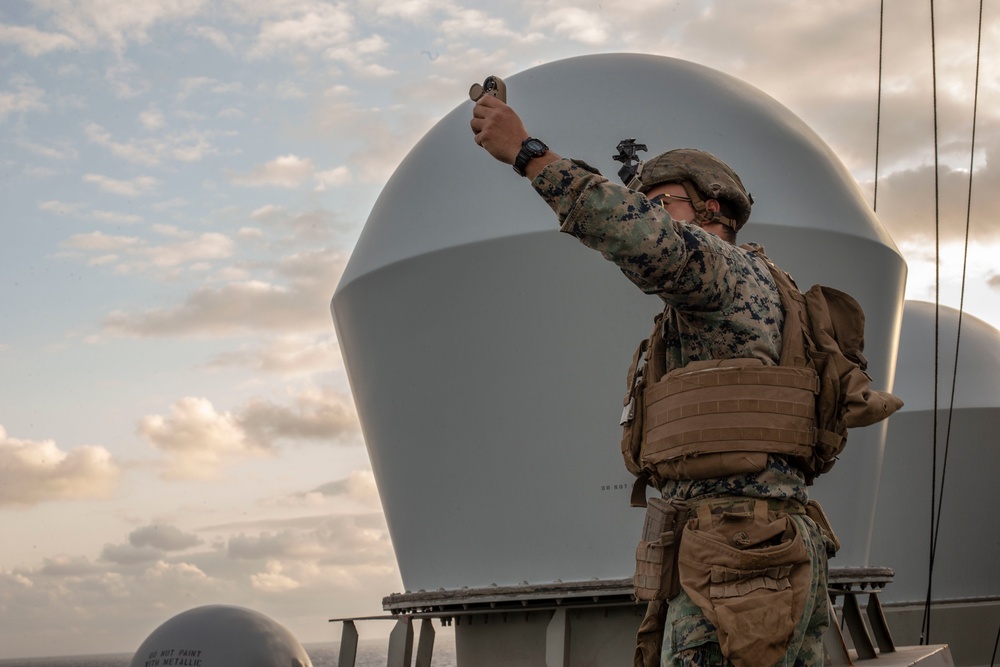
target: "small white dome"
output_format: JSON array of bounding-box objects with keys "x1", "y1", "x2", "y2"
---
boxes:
[{"x1": 129, "y1": 605, "x2": 312, "y2": 667}]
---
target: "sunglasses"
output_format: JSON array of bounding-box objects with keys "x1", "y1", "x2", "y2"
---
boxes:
[{"x1": 649, "y1": 193, "x2": 693, "y2": 207}]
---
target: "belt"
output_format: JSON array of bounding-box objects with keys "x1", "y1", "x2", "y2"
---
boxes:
[{"x1": 682, "y1": 495, "x2": 806, "y2": 517}]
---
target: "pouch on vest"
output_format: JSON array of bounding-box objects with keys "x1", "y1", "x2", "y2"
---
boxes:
[
  {"x1": 642, "y1": 358, "x2": 819, "y2": 483},
  {"x1": 634, "y1": 497, "x2": 688, "y2": 600},
  {"x1": 677, "y1": 500, "x2": 812, "y2": 667},
  {"x1": 621, "y1": 313, "x2": 668, "y2": 505}
]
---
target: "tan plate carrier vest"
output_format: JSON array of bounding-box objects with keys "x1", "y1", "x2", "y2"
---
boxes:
[{"x1": 620, "y1": 247, "x2": 903, "y2": 507}]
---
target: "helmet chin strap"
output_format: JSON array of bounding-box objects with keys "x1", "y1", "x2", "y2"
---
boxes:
[{"x1": 679, "y1": 180, "x2": 739, "y2": 231}]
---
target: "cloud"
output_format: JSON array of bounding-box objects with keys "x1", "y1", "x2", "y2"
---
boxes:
[
  {"x1": 99, "y1": 543, "x2": 164, "y2": 565},
  {"x1": 130, "y1": 524, "x2": 203, "y2": 551},
  {"x1": 0, "y1": 507, "x2": 399, "y2": 656},
  {"x1": 42, "y1": 0, "x2": 207, "y2": 53},
  {"x1": 60, "y1": 228, "x2": 234, "y2": 275},
  {"x1": 138, "y1": 397, "x2": 270, "y2": 480},
  {"x1": 0, "y1": 75, "x2": 47, "y2": 122},
  {"x1": 305, "y1": 470, "x2": 380, "y2": 508},
  {"x1": 37, "y1": 555, "x2": 102, "y2": 577},
  {"x1": 139, "y1": 108, "x2": 165, "y2": 131},
  {"x1": 248, "y1": 205, "x2": 344, "y2": 241},
  {"x1": 19, "y1": 138, "x2": 79, "y2": 161},
  {"x1": 98, "y1": 524, "x2": 204, "y2": 565},
  {"x1": 224, "y1": 512, "x2": 392, "y2": 566},
  {"x1": 324, "y1": 34, "x2": 394, "y2": 78},
  {"x1": 188, "y1": 24, "x2": 235, "y2": 53},
  {"x1": 251, "y1": 560, "x2": 301, "y2": 592},
  {"x1": 61, "y1": 231, "x2": 142, "y2": 252},
  {"x1": 0, "y1": 426, "x2": 121, "y2": 507},
  {"x1": 203, "y1": 333, "x2": 345, "y2": 377},
  {"x1": 239, "y1": 385, "x2": 360, "y2": 446},
  {"x1": 0, "y1": 22, "x2": 76, "y2": 55},
  {"x1": 83, "y1": 173, "x2": 158, "y2": 197},
  {"x1": 248, "y1": 3, "x2": 355, "y2": 59},
  {"x1": 85, "y1": 122, "x2": 217, "y2": 166},
  {"x1": 138, "y1": 386, "x2": 360, "y2": 479},
  {"x1": 529, "y1": 7, "x2": 609, "y2": 45},
  {"x1": 100, "y1": 247, "x2": 346, "y2": 337},
  {"x1": 177, "y1": 76, "x2": 243, "y2": 101},
  {"x1": 228, "y1": 154, "x2": 317, "y2": 189},
  {"x1": 45, "y1": 199, "x2": 142, "y2": 226},
  {"x1": 314, "y1": 166, "x2": 353, "y2": 189}
]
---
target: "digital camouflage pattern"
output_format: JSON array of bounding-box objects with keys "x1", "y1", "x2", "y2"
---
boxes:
[
  {"x1": 532, "y1": 157, "x2": 806, "y2": 500},
  {"x1": 531, "y1": 157, "x2": 829, "y2": 665}
]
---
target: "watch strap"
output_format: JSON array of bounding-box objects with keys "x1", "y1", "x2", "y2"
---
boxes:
[{"x1": 513, "y1": 138, "x2": 548, "y2": 177}]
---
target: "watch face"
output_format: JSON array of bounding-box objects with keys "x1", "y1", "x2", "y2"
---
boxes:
[{"x1": 524, "y1": 139, "x2": 546, "y2": 153}]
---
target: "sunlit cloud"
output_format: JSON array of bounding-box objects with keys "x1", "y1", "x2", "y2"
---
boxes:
[
  {"x1": 529, "y1": 7, "x2": 609, "y2": 45},
  {"x1": 251, "y1": 560, "x2": 301, "y2": 592},
  {"x1": 82, "y1": 173, "x2": 158, "y2": 197},
  {"x1": 248, "y1": 3, "x2": 355, "y2": 59},
  {"x1": 138, "y1": 386, "x2": 360, "y2": 479},
  {"x1": 203, "y1": 333, "x2": 345, "y2": 377},
  {"x1": 60, "y1": 228, "x2": 233, "y2": 277},
  {"x1": 42, "y1": 0, "x2": 207, "y2": 53},
  {"x1": 138, "y1": 397, "x2": 270, "y2": 480},
  {"x1": 228, "y1": 154, "x2": 317, "y2": 189},
  {"x1": 304, "y1": 470, "x2": 380, "y2": 508},
  {"x1": 85, "y1": 122, "x2": 217, "y2": 166},
  {"x1": 100, "y1": 247, "x2": 346, "y2": 337},
  {"x1": 0, "y1": 426, "x2": 121, "y2": 507}
]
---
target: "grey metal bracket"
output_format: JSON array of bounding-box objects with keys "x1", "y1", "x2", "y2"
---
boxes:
[
  {"x1": 545, "y1": 607, "x2": 570, "y2": 667},
  {"x1": 337, "y1": 620, "x2": 359, "y2": 667},
  {"x1": 387, "y1": 616, "x2": 414, "y2": 667},
  {"x1": 416, "y1": 617, "x2": 436, "y2": 667},
  {"x1": 827, "y1": 567, "x2": 897, "y2": 663}
]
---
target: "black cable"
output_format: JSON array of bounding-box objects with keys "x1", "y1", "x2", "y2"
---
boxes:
[
  {"x1": 874, "y1": 0, "x2": 885, "y2": 211},
  {"x1": 991, "y1": 616, "x2": 1000, "y2": 667},
  {"x1": 920, "y1": 0, "x2": 941, "y2": 645},
  {"x1": 934, "y1": 0, "x2": 984, "y2": 578}
]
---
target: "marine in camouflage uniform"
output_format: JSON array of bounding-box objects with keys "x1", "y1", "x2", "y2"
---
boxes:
[{"x1": 471, "y1": 95, "x2": 830, "y2": 667}]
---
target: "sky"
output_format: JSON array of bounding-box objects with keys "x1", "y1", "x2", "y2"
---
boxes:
[{"x1": 1, "y1": 0, "x2": 999, "y2": 660}]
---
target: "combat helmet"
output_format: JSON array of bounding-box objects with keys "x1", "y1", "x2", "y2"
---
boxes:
[{"x1": 622, "y1": 146, "x2": 754, "y2": 231}]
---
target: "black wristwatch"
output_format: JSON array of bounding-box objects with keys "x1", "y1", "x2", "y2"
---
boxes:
[{"x1": 513, "y1": 137, "x2": 549, "y2": 177}]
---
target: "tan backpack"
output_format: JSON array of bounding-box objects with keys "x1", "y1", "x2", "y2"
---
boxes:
[{"x1": 621, "y1": 247, "x2": 903, "y2": 506}]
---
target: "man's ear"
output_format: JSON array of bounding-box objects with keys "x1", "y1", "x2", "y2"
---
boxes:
[{"x1": 705, "y1": 198, "x2": 721, "y2": 213}]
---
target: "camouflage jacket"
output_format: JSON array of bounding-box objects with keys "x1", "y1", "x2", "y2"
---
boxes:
[{"x1": 532, "y1": 158, "x2": 808, "y2": 502}]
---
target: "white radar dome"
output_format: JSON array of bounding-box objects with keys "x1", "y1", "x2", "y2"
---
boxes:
[
  {"x1": 332, "y1": 53, "x2": 906, "y2": 593},
  {"x1": 129, "y1": 605, "x2": 312, "y2": 667},
  {"x1": 873, "y1": 301, "x2": 1000, "y2": 603}
]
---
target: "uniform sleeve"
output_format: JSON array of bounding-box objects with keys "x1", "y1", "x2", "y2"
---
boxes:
[{"x1": 531, "y1": 157, "x2": 737, "y2": 311}]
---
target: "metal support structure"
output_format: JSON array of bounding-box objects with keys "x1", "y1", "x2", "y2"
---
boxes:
[
  {"x1": 329, "y1": 568, "x2": 906, "y2": 666},
  {"x1": 843, "y1": 591, "x2": 879, "y2": 660},
  {"x1": 827, "y1": 567, "x2": 898, "y2": 663},
  {"x1": 387, "y1": 616, "x2": 414, "y2": 667},
  {"x1": 824, "y1": 597, "x2": 854, "y2": 667},
  {"x1": 545, "y1": 607, "x2": 570, "y2": 667},
  {"x1": 337, "y1": 620, "x2": 359, "y2": 667},
  {"x1": 865, "y1": 593, "x2": 896, "y2": 653},
  {"x1": 416, "y1": 617, "x2": 436, "y2": 667}
]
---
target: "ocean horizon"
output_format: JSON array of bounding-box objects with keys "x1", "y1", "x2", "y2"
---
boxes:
[{"x1": 0, "y1": 637, "x2": 458, "y2": 667}]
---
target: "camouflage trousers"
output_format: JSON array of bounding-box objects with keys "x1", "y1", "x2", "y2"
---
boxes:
[{"x1": 660, "y1": 513, "x2": 830, "y2": 667}]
